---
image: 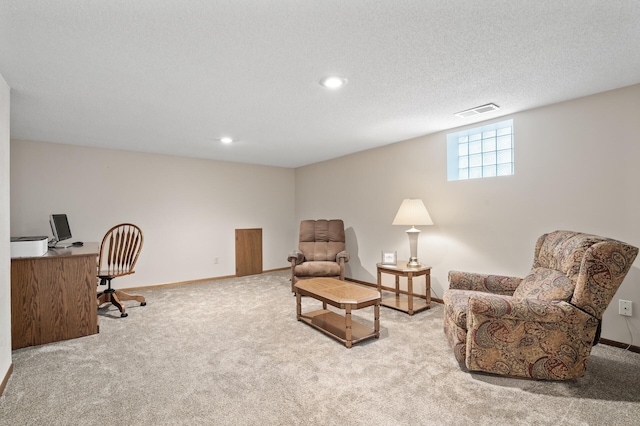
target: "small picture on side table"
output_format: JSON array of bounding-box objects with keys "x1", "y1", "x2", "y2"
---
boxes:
[{"x1": 381, "y1": 251, "x2": 397, "y2": 265}]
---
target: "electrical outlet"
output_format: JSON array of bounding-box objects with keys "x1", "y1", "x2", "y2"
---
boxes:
[
  {"x1": 619, "y1": 300, "x2": 632, "y2": 317},
  {"x1": 214, "y1": 257, "x2": 219, "y2": 264}
]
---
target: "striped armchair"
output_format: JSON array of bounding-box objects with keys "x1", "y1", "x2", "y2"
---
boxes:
[{"x1": 443, "y1": 231, "x2": 637, "y2": 380}]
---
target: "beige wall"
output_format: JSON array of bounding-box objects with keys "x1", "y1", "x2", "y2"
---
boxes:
[
  {"x1": 295, "y1": 83, "x2": 640, "y2": 344},
  {"x1": 0, "y1": 74, "x2": 11, "y2": 388},
  {"x1": 10, "y1": 141, "x2": 296, "y2": 287}
]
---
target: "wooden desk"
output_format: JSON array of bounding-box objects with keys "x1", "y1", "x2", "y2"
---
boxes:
[
  {"x1": 377, "y1": 261, "x2": 431, "y2": 315},
  {"x1": 11, "y1": 243, "x2": 99, "y2": 350}
]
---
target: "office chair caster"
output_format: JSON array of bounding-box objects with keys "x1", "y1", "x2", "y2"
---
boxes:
[
  {"x1": 120, "y1": 312, "x2": 128, "y2": 318},
  {"x1": 141, "y1": 302, "x2": 147, "y2": 306}
]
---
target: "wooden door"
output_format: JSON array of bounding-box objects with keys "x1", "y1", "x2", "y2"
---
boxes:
[{"x1": 235, "y1": 228, "x2": 263, "y2": 277}]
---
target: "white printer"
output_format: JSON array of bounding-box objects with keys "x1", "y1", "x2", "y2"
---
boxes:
[{"x1": 10, "y1": 236, "x2": 49, "y2": 258}]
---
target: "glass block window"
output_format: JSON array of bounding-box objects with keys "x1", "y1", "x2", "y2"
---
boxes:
[{"x1": 447, "y1": 119, "x2": 514, "y2": 181}]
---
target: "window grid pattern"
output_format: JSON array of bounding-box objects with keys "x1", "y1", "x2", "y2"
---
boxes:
[{"x1": 457, "y1": 126, "x2": 513, "y2": 180}]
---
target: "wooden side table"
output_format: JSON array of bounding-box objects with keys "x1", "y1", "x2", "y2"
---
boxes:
[{"x1": 377, "y1": 261, "x2": 431, "y2": 315}]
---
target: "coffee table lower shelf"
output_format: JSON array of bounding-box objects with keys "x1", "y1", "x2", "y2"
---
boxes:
[{"x1": 299, "y1": 310, "x2": 378, "y2": 348}]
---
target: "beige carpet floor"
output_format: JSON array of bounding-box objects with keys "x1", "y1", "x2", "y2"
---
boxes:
[{"x1": 1, "y1": 270, "x2": 639, "y2": 425}]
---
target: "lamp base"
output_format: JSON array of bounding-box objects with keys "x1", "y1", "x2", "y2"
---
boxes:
[
  {"x1": 405, "y1": 227, "x2": 421, "y2": 267},
  {"x1": 407, "y1": 257, "x2": 421, "y2": 267}
]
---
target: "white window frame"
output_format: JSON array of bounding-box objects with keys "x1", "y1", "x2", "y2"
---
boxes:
[{"x1": 447, "y1": 119, "x2": 514, "y2": 181}]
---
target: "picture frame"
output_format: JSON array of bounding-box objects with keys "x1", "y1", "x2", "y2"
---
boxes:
[{"x1": 381, "y1": 250, "x2": 397, "y2": 265}]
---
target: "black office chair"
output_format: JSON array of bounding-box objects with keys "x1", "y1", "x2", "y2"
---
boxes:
[{"x1": 97, "y1": 223, "x2": 146, "y2": 317}]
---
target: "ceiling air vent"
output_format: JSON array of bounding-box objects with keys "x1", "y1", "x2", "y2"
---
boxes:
[{"x1": 455, "y1": 103, "x2": 500, "y2": 118}]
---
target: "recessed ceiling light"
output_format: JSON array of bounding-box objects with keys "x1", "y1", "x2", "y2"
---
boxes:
[
  {"x1": 319, "y1": 76, "x2": 348, "y2": 89},
  {"x1": 219, "y1": 137, "x2": 233, "y2": 144},
  {"x1": 454, "y1": 103, "x2": 500, "y2": 118}
]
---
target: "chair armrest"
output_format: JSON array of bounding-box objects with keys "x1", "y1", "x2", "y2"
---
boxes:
[
  {"x1": 336, "y1": 250, "x2": 350, "y2": 263},
  {"x1": 287, "y1": 250, "x2": 304, "y2": 265},
  {"x1": 448, "y1": 270, "x2": 521, "y2": 295},
  {"x1": 467, "y1": 293, "x2": 591, "y2": 324}
]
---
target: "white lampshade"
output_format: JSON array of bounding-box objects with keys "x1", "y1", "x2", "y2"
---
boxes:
[{"x1": 392, "y1": 199, "x2": 433, "y2": 226}]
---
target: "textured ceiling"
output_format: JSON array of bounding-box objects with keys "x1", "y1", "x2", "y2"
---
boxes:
[{"x1": 1, "y1": 1, "x2": 640, "y2": 168}]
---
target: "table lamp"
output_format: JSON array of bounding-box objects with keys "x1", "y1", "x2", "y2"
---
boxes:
[{"x1": 392, "y1": 199, "x2": 433, "y2": 267}]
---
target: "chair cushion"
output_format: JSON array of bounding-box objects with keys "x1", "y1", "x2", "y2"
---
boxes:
[
  {"x1": 298, "y1": 220, "x2": 346, "y2": 261},
  {"x1": 533, "y1": 231, "x2": 601, "y2": 281},
  {"x1": 513, "y1": 267, "x2": 574, "y2": 301},
  {"x1": 294, "y1": 261, "x2": 342, "y2": 277}
]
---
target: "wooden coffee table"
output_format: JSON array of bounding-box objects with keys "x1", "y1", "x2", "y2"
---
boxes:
[{"x1": 294, "y1": 278, "x2": 381, "y2": 348}]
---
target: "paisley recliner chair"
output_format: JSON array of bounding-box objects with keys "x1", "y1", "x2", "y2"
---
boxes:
[
  {"x1": 443, "y1": 230, "x2": 637, "y2": 380},
  {"x1": 288, "y1": 219, "x2": 350, "y2": 292}
]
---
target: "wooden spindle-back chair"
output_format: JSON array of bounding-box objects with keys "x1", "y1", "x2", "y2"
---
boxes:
[{"x1": 97, "y1": 223, "x2": 146, "y2": 317}]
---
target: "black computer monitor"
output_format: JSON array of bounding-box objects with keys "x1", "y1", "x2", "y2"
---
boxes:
[{"x1": 49, "y1": 214, "x2": 72, "y2": 247}]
